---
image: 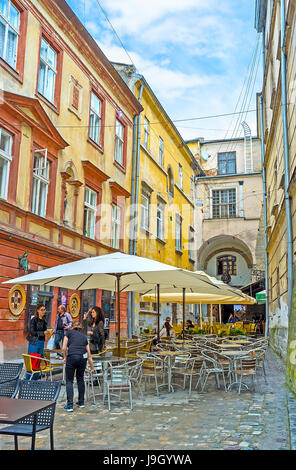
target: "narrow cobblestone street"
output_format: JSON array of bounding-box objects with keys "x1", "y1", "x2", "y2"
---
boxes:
[{"x1": 1, "y1": 348, "x2": 295, "y2": 451}]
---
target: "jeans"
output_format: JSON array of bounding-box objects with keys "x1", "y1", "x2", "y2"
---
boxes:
[
  {"x1": 54, "y1": 330, "x2": 64, "y2": 349},
  {"x1": 65, "y1": 355, "x2": 87, "y2": 406},
  {"x1": 25, "y1": 339, "x2": 45, "y2": 380}
]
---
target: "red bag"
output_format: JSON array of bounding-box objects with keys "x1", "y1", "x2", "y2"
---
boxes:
[{"x1": 30, "y1": 353, "x2": 43, "y2": 371}]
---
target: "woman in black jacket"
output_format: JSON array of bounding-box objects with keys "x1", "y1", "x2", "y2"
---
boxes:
[
  {"x1": 25, "y1": 303, "x2": 48, "y2": 379},
  {"x1": 83, "y1": 306, "x2": 105, "y2": 354}
]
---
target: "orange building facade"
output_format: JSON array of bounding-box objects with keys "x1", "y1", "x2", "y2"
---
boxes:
[{"x1": 0, "y1": 0, "x2": 142, "y2": 358}]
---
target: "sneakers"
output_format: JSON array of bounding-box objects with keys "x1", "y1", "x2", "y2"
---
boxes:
[
  {"x1": 76, "y1": 402, "x2": 85, "y2": 408},
  {"x1": 64, "y1": 404, "x2": 73, "y2": 412}
]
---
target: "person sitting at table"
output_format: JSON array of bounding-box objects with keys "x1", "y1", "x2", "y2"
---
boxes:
[
  {"x1": 83, "y1": 306, "x2": 105, "y2": 354},
  {"x1": 227, "y1": 313, "x2": 238, "y2": 323},
  {"x1": 25, "y1": 304, "x2": 48, "y2": 380},
  {"x1": 151, "y1": 317, "x2": 175, "y2": 348},
  {"x1": 186, "y1": 319, "x2": 195, "y2": 330},
  {"x1": 62, "y1": 321, "x2": 94, "y2": 412}
]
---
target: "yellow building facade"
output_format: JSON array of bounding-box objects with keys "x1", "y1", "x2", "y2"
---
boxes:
[
  {"x1": 0, "y1": 0, "x2": 142, "y2": 354},
  {"x1": 113, "y1": 64, "x2": 201, "y2": 332}
]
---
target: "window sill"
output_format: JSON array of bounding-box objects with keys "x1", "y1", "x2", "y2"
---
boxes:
[
  {"x1": 113, "y1": 160, "x2": 126, "y2": 174},
  {"x1": 189, "y1": 257, "x2": 195, "y2": 264},
  {"x1": 36, "y1": 92, "x2": 59, "y2": 115},
  {"x1": 156, "y1": 237, "x2": 166, "y2": 245},
  {"x1": 175, "y1": 249, "x2": 183, "y2": 256},
  {"x1": 0, "y1": 58, "x2": 23, "y2": 84},
  {"x1": 87, "y1": 137, "x2": 104, "y2": 154},
  {"x1": 140, "y1": 227, "x2": 152, "y2": 237}
]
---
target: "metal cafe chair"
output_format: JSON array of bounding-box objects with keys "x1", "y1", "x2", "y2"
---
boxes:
[{"x1": 0, "y1": 362, "x2": 23, "y2": 383}]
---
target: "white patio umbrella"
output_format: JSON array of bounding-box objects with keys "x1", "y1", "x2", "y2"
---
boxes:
[{"x1": 3, "y1": 252, "x2": 226, "y2": 354}]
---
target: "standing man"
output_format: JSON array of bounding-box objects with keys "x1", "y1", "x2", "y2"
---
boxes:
[{"x1": 53, "y1": 305, "x2": 73, "y2": 350}]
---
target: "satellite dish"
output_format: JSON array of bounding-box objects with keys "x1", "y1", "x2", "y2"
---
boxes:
[{"x1": 201, "y1": 151, "x2": 209, "y2": 161}]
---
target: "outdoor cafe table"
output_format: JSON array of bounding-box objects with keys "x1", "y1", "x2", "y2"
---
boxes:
[
  {"x1": 217, "y1": 343, "x2": 243, "y2": 349},
  {"x1": 0, "y1": 397, "x2": 54, "y2": 450}
]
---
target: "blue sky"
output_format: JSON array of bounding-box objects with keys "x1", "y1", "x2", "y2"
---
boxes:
[{"x1": 66, "y1": 0, "x2": 262, "y2": 141}]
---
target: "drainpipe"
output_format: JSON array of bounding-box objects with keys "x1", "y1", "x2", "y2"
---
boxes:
[
  {"x1": 281, "y1": 0, "x2": 293, "y2": 316},
  {"x1": 133, "y1": 80, "x2": 144, "y2": 255},
  {"x1": 260, "y1": 24, "x2": 269, "y2": 337},
  {"x1": 259, "y1": 94, "x2": 269, "y2": 337},
  {"x1": 129, "y1": 78, "x2": 144, "y2": 335}
]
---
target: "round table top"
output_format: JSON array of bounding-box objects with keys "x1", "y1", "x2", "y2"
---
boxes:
[
  {"x1": 218, "y1": 343, "x2": 242, "y2": 348},
  {"x1": 227, "y1": 339, "x2": 251, "y2": 344},
  {"x1": 157, "y1": 350, "x2": 185, "y2": 356},
  {"x1": 92, "y1": 355, "x2": 124, "y2": 362},
  {"x1": 220, "y1": 350, "x2": 247, "y2": 356}
]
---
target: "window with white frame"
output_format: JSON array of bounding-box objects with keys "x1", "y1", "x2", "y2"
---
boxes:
[
  {"x1": 114, "y1": 119, "x2": 124, "y2": 166},
  {"x1": 0, "y1": 126, "x2": 12, "y2": 199},
  {"x1": 38, "y1": 38, "x2": 57, "y2": 103},
  {"x1": 217, "y1": 152, "x2": 236, "y2": 175},
  {"x1": 159, "y1": 137, "x2": 164, "y2": 167},
  {"x1": 179, "y1": 164, "x2": 183, "y2": 189},
  {"x1": 89, "y1": 92, "x2": 101, "y2": 145},
  {"x1": 212, "y1": 188, "x2": 236, "y2": 219},
  {"x1": 141, "y1": 191, "x2": 150, "y2": 231},
  {"x1": 175, "y1": 214, "x2": 182, "y2": 252},
  {"x1": 32, "y1": 149, "x2": 50, "y2": 218},
  {"x1": 111, "y1": 203, "x2": 121, "y2": 249},
  {"x1": 144, "y1": 117, "x2": 149, "y2": 149},
  {"x1": 157, "y1": 200, "x2": 165, "y2": 241},
  {"x1": 83, "y1": 186, "x2": 97, "y2": 239},
  {"x1": 0, "y1": 0, "x2": 20, "y2": 69}
]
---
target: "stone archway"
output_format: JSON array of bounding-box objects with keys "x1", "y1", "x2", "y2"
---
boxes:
[{"x1": 198, "y1": 234, "x2": 254, "y2": 287}]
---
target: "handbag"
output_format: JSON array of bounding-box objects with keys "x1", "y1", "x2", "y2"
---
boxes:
[
  {"x1": 26, "y1": 334, "x2": 38, "y2": 345},
  {"x1": 46, "y1": 335, "x2": 55, "y2": 350}
]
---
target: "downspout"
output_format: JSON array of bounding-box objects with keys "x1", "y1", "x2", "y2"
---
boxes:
[
  {"x1": 259, "y1": 93, "x2": 269, "y2": 337},
  {"x1": 128, "y1": 113, "x2": 139, "y2": 337},
  {"x1": 281, "y1": 0, "x2": 293, "y2": 316},
  {"x1": 259, "y1": 23, "x2": 269, "y2": 337},
  {"x1": 130, "y1": 79, "x2": 144, "y2": 335},
  {"x1": 133, "y1": 80, "x2": 144, "y2": 255}
]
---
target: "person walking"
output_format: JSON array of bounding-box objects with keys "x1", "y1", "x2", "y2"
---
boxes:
[
  {"x1": 62, "y1": 321, "x2": 95, "y2": 412},
  {"x1": 52, "y1": 305, "x2": 73, "y2": 351},
  {"x1": 83, "y1": 306, "x2": 105, "y2": 354},
  {"x1": 25, "y1": 304, "x2": 48, "y2": 380}
]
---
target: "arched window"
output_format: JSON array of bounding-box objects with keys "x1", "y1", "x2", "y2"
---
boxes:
[
  {"x1": 217, "y1": 255, "x2": 237, "y2": 276},
  {"x1": 167, "y1": 166, "x2": 174, "y2": 196}
]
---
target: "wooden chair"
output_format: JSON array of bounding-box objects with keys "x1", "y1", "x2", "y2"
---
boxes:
[{"x1": 0, "y1": 379, "x2": 61, "y2": 450}]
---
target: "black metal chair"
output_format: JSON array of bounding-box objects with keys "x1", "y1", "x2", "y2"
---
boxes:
[
  {"x1": 0, "y1": 362, "x2": 23, "y2": 383},
  {"x1": 0, "y1": 377, "x2": 20, "y2": 398},
  {"x1": 0, "y1": 379, "x2": 62, "y2": 450}
]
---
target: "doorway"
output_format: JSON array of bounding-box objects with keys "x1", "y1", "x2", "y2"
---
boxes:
[{"x1": 221, "y1": 304, "x2": 234, "y2": 324}]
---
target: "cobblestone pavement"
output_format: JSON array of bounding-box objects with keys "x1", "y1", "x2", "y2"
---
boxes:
[{"x1": 0, "y1": 348, "x2": 295, "y2": 450}]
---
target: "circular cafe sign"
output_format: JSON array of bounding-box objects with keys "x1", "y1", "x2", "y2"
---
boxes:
[
  {"x1": 8, "y1": 285, "x2": 26, "y2": 317},
  {"x1": 69, "y1": 293, "x2": 80, "y2": 318}
]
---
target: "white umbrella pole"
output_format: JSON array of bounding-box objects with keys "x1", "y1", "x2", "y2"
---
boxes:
[
  {"x1": 182, "y1": 287, "x2": 185, "y2": 340},
  {"x1": 210, "y1": 304, "x2": 213, "y2": 332},
  {"x1": 116, "y1": 274, "x2": 121, "y2": 357},
  {"x1": 157, "y1": 284, "x2": 160, "y2": 342},
  {"x1": 200, "y1": 303, "x2": 202, "y2": 330},
  {"x1": 219, "y1": 304, "x2": 222, "y2": 324}
]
